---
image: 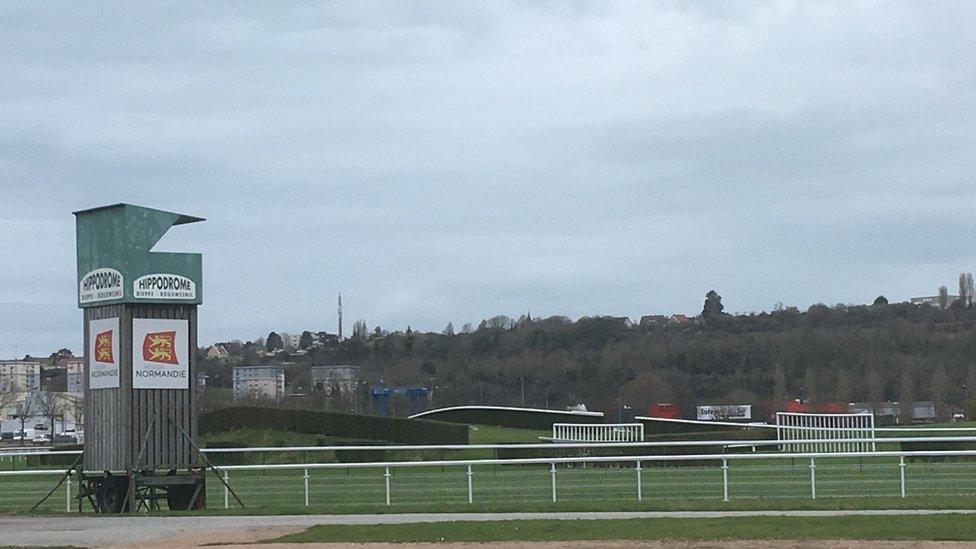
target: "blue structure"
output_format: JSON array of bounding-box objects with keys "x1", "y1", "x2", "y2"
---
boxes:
[{"x1": 370, "y1": 384, "x2": 429, "y2": 416}]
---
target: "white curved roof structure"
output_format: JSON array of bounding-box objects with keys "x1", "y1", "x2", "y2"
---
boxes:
[{"x1": 409, "y1": 405, "x2": 604, "y2": 419}]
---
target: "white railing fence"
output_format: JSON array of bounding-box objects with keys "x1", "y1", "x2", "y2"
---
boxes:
[
  {"x1": 776, "y1": 412, "x2": 876, "y2": 453},
  {"x1": 1, "y1": 433, "x2": 976, "y2": 460},
  {"x1": 551, "y1": 423, "x2": 644, "y2": 442},
  {"x1": 3, "y1": 436, "x2": 976, "y2": 511}
]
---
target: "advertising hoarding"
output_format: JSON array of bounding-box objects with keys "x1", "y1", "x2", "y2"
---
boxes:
[
  {"x1": 132, "y1": 318, "x2": 189, "y2": 389},
  {"x1": 696, "y1": 404, "x2": 752, "y2": 421},
  {"x1": 88, "y1": 317, "x2": 120, "y2": 389}
]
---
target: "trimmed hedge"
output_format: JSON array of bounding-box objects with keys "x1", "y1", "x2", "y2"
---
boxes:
[
  {"x1": 415, "y1": 407, "x2": 602, "y2": 430},
  {"x1": 900, "y1": 440, "x2": 976, "y2": 462},
  {"x1": 199, "y1": 407, "x2": 468, "y2": 445},
  {"x1": 26, "y1": 444, "x2": 82, "y2": 467},
  {"x1": 496, "y1": 429, "x2": 775, "y2": 464},
  {"x1": 639, "y1": 417, "x2": 773, "y2": 438}
]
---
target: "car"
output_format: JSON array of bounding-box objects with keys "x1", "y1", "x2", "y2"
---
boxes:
[
  {"x1": 52, "y1": 434, "x2": 77, "y2": 444},
  {"x1": 33, "y1": 433, "x2": 50, "y2": 443},
  {"x1": 34, "y1": 424, "x2": 48, "y2": 431},
  {"x1": 0, "y1": 432, "x2": 13, "y2": 441}
]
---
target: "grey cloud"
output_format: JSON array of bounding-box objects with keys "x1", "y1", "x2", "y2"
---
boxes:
[{"x1": 2, "y1": 1, "x2": 975, "y2": 355}]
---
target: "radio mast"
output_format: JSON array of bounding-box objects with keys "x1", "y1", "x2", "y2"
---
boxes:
[{"x1": 337, "y1": 291, "x2": 343, "y2": 341}]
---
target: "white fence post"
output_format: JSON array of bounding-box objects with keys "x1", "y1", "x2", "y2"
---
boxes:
[
  {"x1": 636, "y1": 461, "x2": 642, "y2": 501},
  {"x1": 722, "y1": 459, "x2": 729, "y2": 502},
  {"x1": 66, "y1": 476, "x2": 71, "y2": 512},
  {"x1": 384, "y1": 467, "x2": 392, "y2": 506},
  {"x1": 899, "y1": 456, "x2": 906, "y2": 498},
  {"x1": 809, "y1": 457, "x2": 816, "y2": 499},
  {"x1": 550, "y1": 462, "x2": 557, "y2": 502},
  {"x1": 303, "y1": 468, "x2": 310, "y2": 506},
  {"x1": 223, "y1": 470, "x2": 229, "y2": 509},
  {"x1": 467, "y1": 465, "x2": 473, "y2": 504}
]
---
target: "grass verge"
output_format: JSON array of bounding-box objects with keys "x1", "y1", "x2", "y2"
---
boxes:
[
  {"x1": 130, "y1": 495, "x2": 976, "y2": 517},
  {"x1": 273, "y1": 514, "x2": 976, "y2": 543}
]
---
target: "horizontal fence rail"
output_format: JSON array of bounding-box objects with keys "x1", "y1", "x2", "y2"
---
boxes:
[
  {"x1": 3, "y1": 434, "x2": 976, "y2": 458},
  {"x1": 634, "y1": 415, "x2": 976, "y2": 433},
  {"x1": 5, "y1": 437, "x2": 976, "y2": 512}
]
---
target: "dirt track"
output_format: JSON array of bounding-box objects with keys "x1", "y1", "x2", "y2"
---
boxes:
[
  {"x1": 137, "y1": 538, "x2": 976, "y2": 549},
  {"x1": 3, "y1": 510, "x2": 976, "y2": 548}
]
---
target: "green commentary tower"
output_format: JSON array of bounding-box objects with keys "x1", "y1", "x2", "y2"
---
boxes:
[{"x1": 74, "y1": 203, "x2": 206, "y2": 512}]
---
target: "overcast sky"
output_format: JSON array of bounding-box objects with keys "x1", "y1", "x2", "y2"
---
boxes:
[{"x1": 2, "y1": 1, "x2": 975, "y2": 357}]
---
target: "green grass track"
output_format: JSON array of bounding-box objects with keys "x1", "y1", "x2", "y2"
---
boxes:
[{"x1": 274, "y1": 514, "x2": 976, "y2": 543}]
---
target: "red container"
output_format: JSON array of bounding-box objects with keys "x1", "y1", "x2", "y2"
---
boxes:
[{"x1": 647, "y1": 402, "x2": 680, "y2": 419}]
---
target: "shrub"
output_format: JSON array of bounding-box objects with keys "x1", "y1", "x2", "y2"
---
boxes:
[
  {"x1": 199, "y1": 407, "x2": 467, "y2": 445},
  {"x1": 202, "y1": 440, "x2": 247, "y2": 465}
]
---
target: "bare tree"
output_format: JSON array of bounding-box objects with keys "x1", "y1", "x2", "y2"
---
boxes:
[
  {"x1": 967, "y1": 364, "x2": 976, "y2": 400},
  {"x1": 772, "y1": 364, "x2": 788, "y2": 403},
  {"x1": 36, "y1": 391, "x2": 59, "y2": 435},
  {"x1": 484, "y1": 315, "x2": 513, "y2": 329},
  {"x1": 0, "y1": 389, "x2": 17, "y2": 413},
  {"x1": 834, "y1": 369, "x2": 852, "y2": 407},
  {"x1": 803, "y1": 367, "x2": 819, "y2": 408},
  {"x1": 352, "y1": 319, "x2": 368, "y2": 339},
  {"x1": 14, "y1": 401, "x2": 29, "y2": 444},
  {"x1": 71, "y1": 396, "x2": 85, "y2": 432},
  {"x1": 899, "y1": 369, "x2": 915, "y2": 425},
  {"x1": 866, "y1": 369, "x2": 884, "y2": 415},
  {"x1": 931, "y1": 365, "x2": 949, "y2": 421},
  {"x1": 958, "y1": 273, "x2": 974, "y2": 307}
]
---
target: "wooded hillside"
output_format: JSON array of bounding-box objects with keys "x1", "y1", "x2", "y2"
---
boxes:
[{"x1": 200, "y1": 296, "x2": 976, "y2": 420}]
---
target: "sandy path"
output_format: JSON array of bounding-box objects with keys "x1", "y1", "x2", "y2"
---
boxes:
[
  {"x1": 4, "y1": 511, "x2": 976, "y2": 547},
  {"x1": 147, "y1": 540, "x2": 976, "y2": 549}
]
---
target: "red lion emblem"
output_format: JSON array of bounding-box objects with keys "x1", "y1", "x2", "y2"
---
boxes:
[
  {"x1": 142, "y1": 331, "x2": 178, "y2": 365},
  {"x1": 95, "y1": 330, "x2": 114, "y2": 363}
]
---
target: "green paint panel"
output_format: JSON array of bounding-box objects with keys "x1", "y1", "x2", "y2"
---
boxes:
[{"x1": 74, "y1": 203, "x2": 204, "y2": 308}]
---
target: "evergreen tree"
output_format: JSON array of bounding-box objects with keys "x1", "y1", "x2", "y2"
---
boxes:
[
  {"x1": 702, "y1": 290, "x2": 724, "y2": 317},
  {"x1": 266, "y1": 331, "x2": 283, "y2": 352},
  {"x1": 299, "y1": 330, "x2": 313, "y2": 350}
]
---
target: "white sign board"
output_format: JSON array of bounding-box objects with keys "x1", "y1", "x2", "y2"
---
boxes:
[
  {"x1": 697, "y1": 404, "x2": 752, "y2": 421},
  {"x1": 88, "y1": 317, "x2": 120, "y2": 389},
  {"x1": 132, "y1": 318, "x2": 189, "y2": 389},
  {"x1": 79, "y1": 268, "x2": 124, "y2": 304},
  {"x1": 133, "y1": 273, "x2": 196, "y2": 301}
]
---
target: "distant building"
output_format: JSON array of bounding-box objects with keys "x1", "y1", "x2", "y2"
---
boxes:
[
  {"x1": 0, "y1": 360, "x2": 41, "y2": 392},
  {"x1": 609, "y1": 316, "x2": 634, "y2": 328},
  {"x1": 640, "y1": 314, "x2": 692, "y2": 327},
  {"x1": 282, "y1": 333, "x2": 301, "y2": 350},
  {"x1": 233, "y1": 365, "x2": 285, "y2": 400},
  {"x1": 850, "y1": 401, "x2": 937, "y2": 424},
  {"x1": 911, "y1": 295, "x2": 960, "y2": 308},
  {"x1": 196, "y1": 372, "x2": 208, "y2": 390},
  {"x1": 205, "y1": 344, "x2": 229, "y2": 360},
  {"x1": 310, "y1": 365, "x2": 360, "y2": 396},
  {"x1": 639, "y1": 315, "x2": 668, "y2": 327},
  {"x1": 66, "y1": 358, "x2": 84, "y2": 395}
]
